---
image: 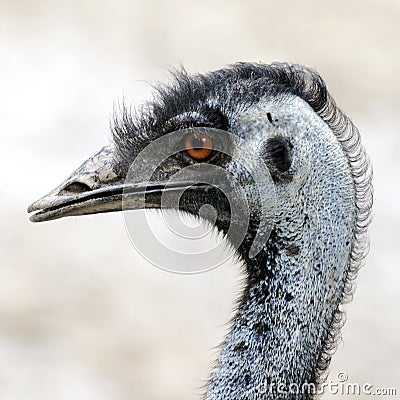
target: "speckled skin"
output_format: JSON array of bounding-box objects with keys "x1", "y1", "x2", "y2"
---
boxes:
[
  {"x1": 28, "y1": 64, "x2": 372, "y2": 400},
  {"x1": 205, "y1": 96, "x2": 355, "y2": 399}
]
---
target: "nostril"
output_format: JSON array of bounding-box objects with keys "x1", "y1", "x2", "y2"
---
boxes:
[{"x1": 62, "y1": 181, "x2": 92, "y2": 194}]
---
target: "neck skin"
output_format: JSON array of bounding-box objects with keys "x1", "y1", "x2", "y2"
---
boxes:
[
  {"x1": 205, "y1": 195, "x2": 355, "y2": 400},
  {"x1": 203, "y1": 97, "x2": 360, "y2": 400}
]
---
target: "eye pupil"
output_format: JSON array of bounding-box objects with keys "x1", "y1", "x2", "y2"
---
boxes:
[{"x1": 184, "y1": 132, "x2": 213, "y2": 160}]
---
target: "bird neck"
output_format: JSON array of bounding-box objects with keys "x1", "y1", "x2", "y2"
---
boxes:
[{"x1": 205, "y1": 219, "x2": 354, "y2": 399}]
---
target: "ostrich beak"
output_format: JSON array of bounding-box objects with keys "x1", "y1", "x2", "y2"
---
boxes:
[{"x1": 27, "y1": 146, "x2": 200, "y2": 223}]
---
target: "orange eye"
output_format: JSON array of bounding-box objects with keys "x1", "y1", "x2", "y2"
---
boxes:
[{"x1": 184, "y1": 132, "x2": 213, "y2": 160}]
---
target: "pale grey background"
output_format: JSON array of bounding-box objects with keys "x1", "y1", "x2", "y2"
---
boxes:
[{"x1": 0, "y1": 1, "x2": 399, "y2": 399}]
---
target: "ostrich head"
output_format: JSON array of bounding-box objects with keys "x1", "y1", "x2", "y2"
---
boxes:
[{"x1": 28, "y1": 63, "x2": 372, "y2": 399}]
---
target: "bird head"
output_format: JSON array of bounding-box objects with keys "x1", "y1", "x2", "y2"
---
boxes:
[{"x1": 28, "y1": 63, "x2": 371, "y2": 271}]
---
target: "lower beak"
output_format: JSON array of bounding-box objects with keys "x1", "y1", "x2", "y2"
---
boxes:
[{"x1": 27, "y1": 146, "x2": 198, "y2": 223}]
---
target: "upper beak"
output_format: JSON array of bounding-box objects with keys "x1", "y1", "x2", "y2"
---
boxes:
[
  {"x1": 27, "y1": 146, "x2": 126, "y2": 222},
  {"x1": 28, "y1": 145, "x2": 209, "y2": 223},
  {"x1": 27, "y1": 146, "x2": 174, "y2": 222}
]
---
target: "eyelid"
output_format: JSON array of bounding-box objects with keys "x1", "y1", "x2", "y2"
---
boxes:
[{"x1": 165, "y1": 112, "x2": 208, "y2": 130}]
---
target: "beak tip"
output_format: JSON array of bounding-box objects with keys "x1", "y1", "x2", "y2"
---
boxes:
[
  {"x1": 28, "y1": 210, "x2": 45, "y2": 222},
  {"x1": 27, "y1": 199, "x2": 43, "y2": 214},
  {"x1": 27, "y1": 200, "x2": 43, "y2": 222}
]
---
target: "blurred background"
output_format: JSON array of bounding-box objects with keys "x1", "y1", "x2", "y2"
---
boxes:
[{"x1": 0, "y1": 0, "x2": 399, "y2": 399}]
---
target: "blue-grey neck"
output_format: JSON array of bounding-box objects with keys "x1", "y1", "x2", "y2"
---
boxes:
[
  {"x1": 205, "y1": 97, "x2": 359, "y2": 399},
  {"x1": 206, "y1": 216, "x2": 354, "y2": 400}
]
